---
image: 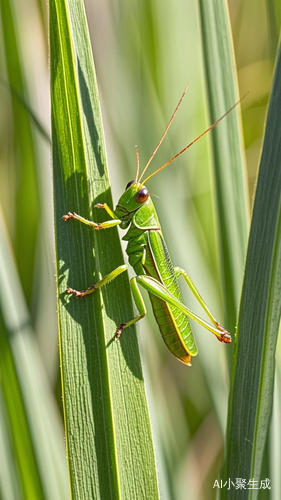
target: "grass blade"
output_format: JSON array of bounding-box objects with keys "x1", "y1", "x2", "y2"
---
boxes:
[
  {"x1": 0, "y1": 0, "x2": 40, "y2": 301},
  {"x1": 222, "y1": 43, "x2": 281, "y2": 497},
  {"x1": 0, "y1": 392, "x2": 22, "y2": 500},
  {"x1": 50, "y1": 0, "x2": 159, "y2": 498},
  {"x1": 198, "y1": 0, "x2": 249, "y2": 332},
  {"x1": 0, "y1": 210, "x2": 68, "y2": 500}
]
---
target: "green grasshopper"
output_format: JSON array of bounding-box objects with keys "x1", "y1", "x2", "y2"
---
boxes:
[{"x1": 63, "y1": 87, "x2": 237, "y2": 365}]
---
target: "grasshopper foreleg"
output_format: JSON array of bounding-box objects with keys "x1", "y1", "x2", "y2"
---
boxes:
[
  {"x1": 63, "y1": 211, "x2": 121, "y2": 230},
  {"x1": 94, "y1": 203, "x2": 115, "y2": 219}
]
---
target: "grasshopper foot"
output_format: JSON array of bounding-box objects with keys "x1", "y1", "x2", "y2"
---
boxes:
[
  {"x1": 115, "y1": 323, "x2": 126, "y2": 339},
  {"x1": 62, "y1": 212, "x2": 77, "y2": 222},
  {"x1": 66, "y1": 287, "x2": 85, "y2": 298},
  {"x1": 216, "y1": 323, "x2": 232, "y2": 343},
  {"x1": 66, "y1": 286, "x2": 97, "y2": 298}
]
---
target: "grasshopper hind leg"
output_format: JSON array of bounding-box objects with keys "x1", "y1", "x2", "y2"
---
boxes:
[{"x1": 174, "y1": 266, "x2": 231, "y2": 343}]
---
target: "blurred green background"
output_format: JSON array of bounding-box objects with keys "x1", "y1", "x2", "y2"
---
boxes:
[{"x1": 0, "y1": 0, "x2": 280, "y2": 499}]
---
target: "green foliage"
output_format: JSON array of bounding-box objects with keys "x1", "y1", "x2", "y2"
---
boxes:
[{"x1": 0, "y1": 0, "x2": 280, "y2": 499}]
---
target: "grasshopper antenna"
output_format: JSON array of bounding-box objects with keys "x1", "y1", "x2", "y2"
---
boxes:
[
  {"x1": 135, "y1": 145, "x2": 140, "y2": 180},
  {"x1": 141, "y1": 94, "x2": 248, "y2": 184},
  {"x1": 138, "y1": 84, "x2": 189, "y2": 182}
]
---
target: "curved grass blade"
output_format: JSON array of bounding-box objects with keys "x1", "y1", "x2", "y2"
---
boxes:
[
  {"x1": 0, "y1": 210, "x2": 68, "y2": 500},
  {"x1": 198, "y1": 0, "x2": 249, "y2": 332},
  {"x1": 0, "y1": 0, "x2": 40, "y2": 302},
  {"x1": 222, "y1": 43, "x2": 281, "y2": 498},
  {"x1": 0, "y1": 81, "x2": 51, "y2": 144},
  {"x1": 50, "y1": 0, "x2": 159, "y2": 498}
]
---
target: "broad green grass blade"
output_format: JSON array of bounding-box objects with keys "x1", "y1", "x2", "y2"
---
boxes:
[
  {"x1": 198, "y1": 0, "x2": 249, "y2": 332},
  {"x1": 50, "y1": 1, "x2": 158, "y2": 498},
  {"x1": 0, "y1": 0, "x2": 40, "y2": 302},
  {"x1": 0, "y1": 210, "x2": 68, "y2": 500},
  {"x1": 222, "y1": 43, "x2": 281, "y2": 498}
]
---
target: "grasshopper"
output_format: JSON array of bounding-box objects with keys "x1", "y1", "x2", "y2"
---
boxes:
[{"x1": 63, "y1": 87, "x2": 237, "y2": 365}]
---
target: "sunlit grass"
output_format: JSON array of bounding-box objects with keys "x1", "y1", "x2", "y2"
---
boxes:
[{"x1": 0, "y1": 0, "x2": 280, "y2": 498}]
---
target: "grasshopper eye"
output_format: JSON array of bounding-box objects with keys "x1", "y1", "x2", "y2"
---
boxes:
[
  {"x1": 136, "y1": 187, "x2": 149, "y2": 203},
  {"x1": 125, "y1": 180, "x2": 135, "y2": 190}
]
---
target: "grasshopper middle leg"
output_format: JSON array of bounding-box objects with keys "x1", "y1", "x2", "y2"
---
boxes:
[{"x1": 67, "y1": 264, "x2": 128, "y2": 297}]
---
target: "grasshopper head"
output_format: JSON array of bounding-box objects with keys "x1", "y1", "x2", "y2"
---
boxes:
[{"x1": 115, "y1": 180, "x2": 150, "y2": 228}]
